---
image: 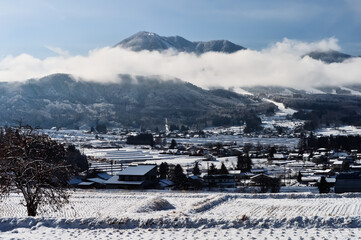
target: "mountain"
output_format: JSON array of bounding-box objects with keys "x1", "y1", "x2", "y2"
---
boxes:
[
  {"x1": 115, "y1": 31, "x2": 246, "y2": 53},
  {"x1": 305, "y1": 50, "x2": 353, "y2": 63},
  {"x1": 0, "y1": 74, "x2": 272, "y2": 129}
]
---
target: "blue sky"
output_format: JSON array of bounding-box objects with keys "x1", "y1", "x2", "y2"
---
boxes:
[{"x1": 1, "y1": 0, "x2": 361, "y2": 58}]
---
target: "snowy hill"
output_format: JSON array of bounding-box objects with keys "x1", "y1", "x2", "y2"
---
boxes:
[
  {"x1": 115, "y1": 31, "x2": 246, "y2": 53},
  {"x1": 0, "y1": 73, "x2": 270, "y2": 129}
]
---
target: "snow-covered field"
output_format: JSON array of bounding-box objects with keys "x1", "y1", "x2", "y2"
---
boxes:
[{"x1": 1, "y1": 190, "x2": 361, "y2": 239}]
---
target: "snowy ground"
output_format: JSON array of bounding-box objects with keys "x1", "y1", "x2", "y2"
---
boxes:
[
  {"x1": 316, "y1": 125, "x2": 361, "y2": 136},
  {"x1": 1, "y1": 190, "x2": 361, "y2": 239}
]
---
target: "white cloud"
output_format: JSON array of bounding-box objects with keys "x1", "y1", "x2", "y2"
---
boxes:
[
  {"x1": 0, "y1": 38, "x2": 360, "y2": 90},
  {"x1": 45, "y1": 46, "x2": 71, "y2": 58}
]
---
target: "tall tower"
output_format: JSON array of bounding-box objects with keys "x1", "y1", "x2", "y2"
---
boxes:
[{"x1": 165, "y1": 118, "x2": 170, "y2": 134}]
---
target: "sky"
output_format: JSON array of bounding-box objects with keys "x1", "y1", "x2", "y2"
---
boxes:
[
  {"x1": 0, "y1": 0, "x2": 361, "y2": 88},
  {"x1": 1, "y1": 0, "x2": 361, "y2": 58}
]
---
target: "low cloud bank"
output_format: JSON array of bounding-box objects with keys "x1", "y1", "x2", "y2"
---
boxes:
[{"x1": 0, "y1": 37, "x2": 360, "y2": 89}]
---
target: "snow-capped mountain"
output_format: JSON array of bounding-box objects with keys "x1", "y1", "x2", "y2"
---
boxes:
[
  {"x1": 305, "y1": 50, "x2": 353, "y2": 63},
  {"x1": 115, "y1": 31, "x2": 246, "y2": 53}
]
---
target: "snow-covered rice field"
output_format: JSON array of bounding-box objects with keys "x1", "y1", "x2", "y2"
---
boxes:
[{"x1": 1, "y1": 190, "x2": 361, "y2": 239}]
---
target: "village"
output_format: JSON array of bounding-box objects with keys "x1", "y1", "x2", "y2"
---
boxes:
[{"x1": 44, "y1": 124, "x2": 361, "y2": 194}]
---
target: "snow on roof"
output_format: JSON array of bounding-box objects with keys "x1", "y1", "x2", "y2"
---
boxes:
[
  {"x1": 301, "y1": 176, "x2": 319, "y2": 182},
  {"x1": 97, "y1": 172, "x2": 112, "y2": 180},
  {"x1": 333, "y1": 160, "x2": 344, "y2": 165},
  {"x1": 314, "y1": 169, "x2": 332, "y2": 174},
  {"x1": 350, "y1": 165, "x2": 361, "y2": 169},
  {"x1": 87, "y1": 178, "x2": 106, "y2": 184},
  {"x1": 189, "y1": 175, "x2": 201, "y2": 180},
  {"x1": 326, "y1": 177, "x2": 336, "y2": 183},
  {"x1": 159, "y1": 179, "x2": 174, "y2": 187},
  {"x1": 78, "y1": 181, "x2": 95, "y2": 186},
  {"x1": 117, "y1": 165, "x2": 156, "y2": 176},
  {"x1": 105, "y1": 175, "x2": 143, "y2": 185},
  {"x1": 273, "y1": 153, "x2": 287, "y2": 159},
  {"x1": 68, "y1": 177, "x2": 82, "y2": 185},
  {"x1": 250, "y1": 173, "x2": 273, "y2": 180}
]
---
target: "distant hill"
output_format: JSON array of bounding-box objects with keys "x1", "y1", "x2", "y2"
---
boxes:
[
  {"x1": 115, "y1": 31, "x2": 246, "y2": 54},
  {"x1": 0, "y1": 74, "x2": 271, "y2": 129},
  {"x1": 305, "y1": 50, "x2": 353, "y2": 63}
]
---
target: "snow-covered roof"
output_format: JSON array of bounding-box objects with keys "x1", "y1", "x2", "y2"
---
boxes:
[
  {"x1": 273, "y1": 153, "x2": 287, "y2": 159},
  {"x1": 97, "y1": 172, "x2": 112, "y2": 180},
  {"x1": 78, "y1": 181, "x2": 95, "y2": 186},
  {"x1": 159, "y1": 179, "x2": 174, "y2": 187},
  {"x1": 105, "y1": 175, "x2": 143, "y2": 185},
  {"x1": 314, "y1": 169, "x2": 332, "y2": 174},
  {"x1": 326, "y1": 177, "x2": 336, "y2": 183},
  {"x1": 333, "y1": 160, "x2": 344, "y2": 165},
  {"x1": 301, "y1": 176, "x2": 319, "y2": 182},
  {"x1": 68, "y1": 177, "x2": 82, "y2": 185},
  {"x1": 117, "y1": 165, "x2": 156, "y2": 176},
  {"x1": 350, "y1": 165, "x2": 361, "y2": 169},
  {"x1": 87, "y1": 178, "x2": 106, "y2": 184}
]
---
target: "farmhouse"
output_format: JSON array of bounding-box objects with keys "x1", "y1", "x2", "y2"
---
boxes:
[
  {"x1": 203, "y1": 174, "x2": 236, "y2": 188},
  {"x1": 105, "y1": 164, "x2": 158, "y2": 189},
  {"x1": 335, "y1": 172, "x2": 361, "y2": 193}
]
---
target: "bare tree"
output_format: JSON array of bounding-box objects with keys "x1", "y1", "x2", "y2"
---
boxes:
[{"x1": 0, "y1": 127, "x2": 73, "y2": 216}]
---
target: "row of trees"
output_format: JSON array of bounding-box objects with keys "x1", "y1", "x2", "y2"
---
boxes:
[
  {"x1": 298, "y1": 134, "x2": 361, "y2": 151},
  {"x1": 158, "y1": 153, "x2": 253, "y2": 190},
  {"x1": 159, "y1": 154, "x2": 253, "y2": 179}
]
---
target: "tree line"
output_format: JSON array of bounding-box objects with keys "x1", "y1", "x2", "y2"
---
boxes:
[{"x1": 299, "y1": 134, "x2": 361, "y2": 151}]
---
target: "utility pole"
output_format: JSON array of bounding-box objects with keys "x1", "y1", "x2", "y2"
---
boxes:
[{"x1": 283, "y1": 163, "x2": 286, "y2": 186}]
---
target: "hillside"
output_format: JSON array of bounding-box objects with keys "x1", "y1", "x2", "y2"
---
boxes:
[{"x1": 0, "y1": 74, "x2": 271, "y2": 129}]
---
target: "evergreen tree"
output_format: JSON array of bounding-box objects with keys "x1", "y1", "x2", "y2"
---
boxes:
[
  {"x1": 208, "y1": 163, "x2": 218, "y2": 175},
  {"x1": 170, "y1": 164, "x2": 188, "y2": 189},
  {"x1": 318, "y1": 176, "x2": 330, "y2": 194},
  {"x1": 192, "y1": 162, "x2": 201, "y2": 176},
  {"x1": 268, "y1": 146, "x2": 276, "y2": 159},
  {"x1": 297, "y1": 171, "x2": 302, "y2": 182},
  {"x1": 159, "y1": 162, "x2": 169, "y2": 179},
  {"x1": 169, "y1": 139, "x2": 177, "y2": 149},
  {"x1": 95, "y1": 123, "x2": 107, "y2": 134},
  {"x1": 66, "y1": 145, "x2": 89, "y2": 173},
  {"x1": 219, "y1": 162, "x2": 229, "y2": 174},
  {"x1": 244, "y1": 114, "x2": 263, "y2": 133},
  {"x1": 237, "y1": 154, "x2": 252, "y2": 172}
]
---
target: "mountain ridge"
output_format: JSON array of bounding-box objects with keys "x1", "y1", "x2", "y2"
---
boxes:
[
  {"x1": 115, "y1": 31, "x2": 246, "y2": 53},
  {"x1": 0, "y1": 73, "x2": 271, "y2": 129},
  {"x1": 115, "y1": 31, "x2": 359, "y2": 63},
  {"x1": 305, "y1": 50, "x2": 353, "y2": 63}
]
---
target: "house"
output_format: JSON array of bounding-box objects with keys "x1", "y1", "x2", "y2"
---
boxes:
[
  {"x1": 331, "y1": 160, "x2": 348, "y2": 172},
  {"x1": 105, "y1": 164, "x2": 158, "y2": 189},
  {"x1": 86, "y1": 177, "x2": 107, "y2": 188},
  {"x1": 250, "y1": 173, "x2": 281, "y2": 192},
  {"x1": 335, "y1": 173, "x2": 361, "y2": 193},
  {"x1": 203, "y1": 174, "x2": 236, "y2": 188},
  {"x1": 250, "y1": 173, "x2": 275, "y2": 185},
  {"x1": 159, "y1": 179, "x2": 174, "y2": 189}
]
